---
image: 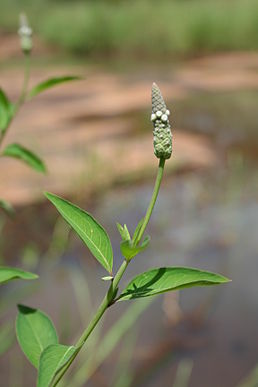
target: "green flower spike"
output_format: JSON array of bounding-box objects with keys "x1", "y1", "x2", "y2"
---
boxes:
[{"x1": 151, "y1": 83, "x2": 172, "y2": 160}]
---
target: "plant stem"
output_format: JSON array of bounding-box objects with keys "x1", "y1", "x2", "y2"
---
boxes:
[
  {"x1": 53, "y1": 157, "x2": 166, "y2": 386},
  {"x1": 0, "y1": 53, "x2": 30, "y2": 149},
  {"x1": 52, "y1": 260, "x2": 129, "y2": 386},
  {"x1": 134, "y1": 157, "x2": 165, "y2": 245},
  {"x1": 16, "y1": 53, "x2": 31, "y2": 110},
  {"x1": 78, "y1": 259, "x2": 129, "y2": 348}
]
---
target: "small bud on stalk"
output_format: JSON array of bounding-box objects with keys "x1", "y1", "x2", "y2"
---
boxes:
[
  {"x1": 18, "y1": 13, "x2": 33, "y2": 55},
  {"x1": 151, "y1": 83, "x2": 172, "y2": 159}
]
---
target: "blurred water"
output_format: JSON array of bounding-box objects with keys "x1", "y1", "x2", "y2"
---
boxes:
[{"x1": 94, "y1": 169, "x2": 258, "y2": 387}]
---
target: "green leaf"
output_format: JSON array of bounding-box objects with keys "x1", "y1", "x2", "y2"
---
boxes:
[
  {"x1": 28, "y1": 76, "x2": 82, "y2": 99},
  {"x1": 132, "y1": 218, "x2": 144, "y2": 244},
  {"x1": 16, "y1": 305, "x2": 58, "y2": 368},
  {"x1": 2, "y1": 143, "x2": 46, "y2": 173},
  {"x1": 37, "y1": 344, "x2": 76, "y2": 387},
  {"x1": 120, "y1": 235, "x2": 150, "y2": 260},
  {"x1": 0, "y1": 199, "x2": 15, "y2": 216},
  {"x1": 0, "y1": 89, "x2": 14, "y2": 133},
  {"x1": 116, "y1": 223, "x2": 131, "y2": 242},
  {"x1": 45, "y1": 192, "x2": 113, "y2": 273},
  {"x1": 118, "y1": 267, "x2": 230, "y2": 301},
  {"x1": 0, "y1": 266, "x2": 38, "y2": 285}
]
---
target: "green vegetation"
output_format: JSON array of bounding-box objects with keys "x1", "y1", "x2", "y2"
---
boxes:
[
  {"x1": 15, "y1": 83, "x2": 230, "y2": 386},
  {"x1": 1, "y1": 0, "x2": 258, "y2": 58},
  {"x1": 0, "y1": 14, "x2": 81, "y2": 211}
]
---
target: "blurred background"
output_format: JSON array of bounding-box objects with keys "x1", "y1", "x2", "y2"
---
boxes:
[{"x1": 1, "y1": 0, "x2": 258, "y2": 386}]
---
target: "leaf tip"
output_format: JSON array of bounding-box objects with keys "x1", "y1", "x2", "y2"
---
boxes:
[
  {"x1": 27, "y1": 272, "x2": 39, "y2": 280},
  {"x1": 221, "y1": 276, "x2": 231, "y2": 283},
  {"x1": 40, "y1": 165, "x2": 47, "y2": 174},
  {"x1": 17, "y1": 304, "x2": 35, "y2": 314},
  {"x1": 44, "y1": 191, "x2": 53, "y2": 201}
]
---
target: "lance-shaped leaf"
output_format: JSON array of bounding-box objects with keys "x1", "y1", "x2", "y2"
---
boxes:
[
  {"x1": 2, "y1": 143, "x2": 46, "y2": 173},
  {"x1": 118, "y1": 267, "x2": 230, "y2": 301},
  {"x1": 37, "y1": 344, "x2": 77, "y2": 387},
  {"x1": 28, "y1": 76, "x2": 82, "y2": 99},
  {"x1": 16, "y1": 305, "x2": 58, "y2": 368},
  {"x1": 0, "y1": 199, "x2": 15, "y2": 216},
  {"x1": 45, "y1": 192, "x2": 113, "y2": 273},
  {"x1": 0, "y1": 89, "x2": 14, "y2": 133},
  {"x1": 120, "y1": 235, "x2": 150, "y2": 261},
  {"x1": 0, "y1": 266, "x2": 38, "y2": 285}
]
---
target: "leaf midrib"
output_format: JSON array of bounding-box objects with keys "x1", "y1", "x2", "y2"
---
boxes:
[
  {"x1": 62, "y1": 209, "x2": 110, "y2": 270},
  {"x1": 122, "y1": 278, "x2": 224, "y2": 299},
  {"x1": 24, "y1": 315, "x2": 45, "y2": 354}
]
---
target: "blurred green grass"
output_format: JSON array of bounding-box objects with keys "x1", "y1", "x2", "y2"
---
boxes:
[{"x1": 1, "y1": 0, "x2": 258, "y2": 58}]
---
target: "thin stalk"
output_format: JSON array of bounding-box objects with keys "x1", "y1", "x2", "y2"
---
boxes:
[
  {"x1": 0, "y1": 53, "x2": 30, "y2": 149},
  {"x1": 16, "y1": 53, "x2": 31, "y2": 110},
  {"x1": 134, "y1": 157, "x2": 165, "y2": 245},
  {"x1": 77, "y1": 259, "x2": 129, "y2": 349},
  {"x1": 69, "y1": 298, "x2": 153, "y2": 387},
  {"x1": 52, "y1": 260, "x2": 129, "y2": 387},
  {"x1": 53, "y1": 157, "x2": 166, "y2": 386}
]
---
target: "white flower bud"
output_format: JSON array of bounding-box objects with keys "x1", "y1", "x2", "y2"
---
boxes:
[{"x1": 18, "y1": 13, "x2": 33, "y2": 54}]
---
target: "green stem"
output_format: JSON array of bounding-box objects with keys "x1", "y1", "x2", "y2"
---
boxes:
[
  {"x1": 52, "y1": 260, "x2": 129, "y2": 387},
  {"x1": 134, "y1": 157, "x2": 165, "y2": 245},
  {"x1": 53, "y1": 157, "x2": 166, "y2": 386},
  {"x1": 77, "y1": 259, "x2": 129, "y2": 349},
  {"x1": 0, "y1": 53, "x2": 30, "y2": 149},
  {"x1": 16, "y1": 53, "x2": 31, "y2": 111}
]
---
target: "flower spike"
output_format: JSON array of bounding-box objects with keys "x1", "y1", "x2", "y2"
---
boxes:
[{"x1": 151, "y1": 83, "x2": 172, "y2": 160}]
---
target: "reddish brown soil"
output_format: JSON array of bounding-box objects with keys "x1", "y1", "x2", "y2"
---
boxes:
[{"x1": 1, "y1": 34, "x2": 258, "y2": 205}]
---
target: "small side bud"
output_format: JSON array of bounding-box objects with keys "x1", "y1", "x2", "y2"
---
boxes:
[
  {"x1": 18, "y1": 13, "x2": 33, "y2": 55},
  {"x1": 102, "y1": 276, "x2": 114, "y2": 281},
  {"x1": 151, "y1": 83, "x2": 172, "y2": 159}
]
